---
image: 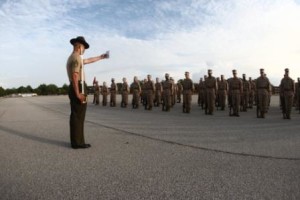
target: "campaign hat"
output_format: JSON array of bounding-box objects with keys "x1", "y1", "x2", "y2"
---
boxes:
[{"x1": 70, "y1": 36, "x2": 89, "y2": 49}]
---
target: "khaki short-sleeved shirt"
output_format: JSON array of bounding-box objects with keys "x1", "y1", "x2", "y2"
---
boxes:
[
  {"x1": 182, "y1": 78, "x2": 194, "y2": 91},
  {"x1": 205, "y1": 77, "x2": 216, "y2": 88},
  {"x1": 130, "y1": 82, "x2": 141, "y2": 91},
  {"x1": 229, "y1": 77, "x2": 242, "y2": 93},
  {"x1": 218, "y1": 80, "x2": 228, "y2": 90},
  {"x1": 256, "y1": 77, "x2": 270, "y2": 91},
  {"x1": 280, "y1": 77, "x2": 294, "y2": 91},
  {"x1": 66, "y1": 52, "x2": 83, "y2": 82}
]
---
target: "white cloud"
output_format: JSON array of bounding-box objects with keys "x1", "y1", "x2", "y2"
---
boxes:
[{"x1": 1, "y1": 0, "x2": 300, "y2": 88}]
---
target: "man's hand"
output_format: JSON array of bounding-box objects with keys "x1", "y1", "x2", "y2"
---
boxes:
[
  {"x1": 100, "y1": 54, "x2": 106, "y2": 59},
  {"x1": 84, "y1": 51, "x2": 109, "y2": 64},
  {"x1": 100, "y1": 53, "x2": 109, "y2": 59},
  {"x1": 76, "y1": 93, "x2": 86, "y2": 104}
]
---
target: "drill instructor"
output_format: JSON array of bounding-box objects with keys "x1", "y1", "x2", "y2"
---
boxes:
[{"x1": 66, "y1": 36, "x2": 108, "y2": 149}]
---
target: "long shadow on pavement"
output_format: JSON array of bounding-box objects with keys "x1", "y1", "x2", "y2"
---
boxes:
[{"x1": 0, "y1": 125, "x2": 70, "y2": 148}]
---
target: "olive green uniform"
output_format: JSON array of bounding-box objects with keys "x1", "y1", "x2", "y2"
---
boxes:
[
  {"x1": 249, "y1": 81, "x2": 256, "y2": 108},
  {"x1": 293, "y1": 82, "x2": 298, "y2": 108},
  {"x1": 110, "y1": 82, "x2": 117, "y2": 107},
  {"x1": 162, "y1": 80, "x2": 173, "y2": 111},
  {"x1": 93, "y1": 84, "x2": 97, "y2": 104},
  {"x1": 229, "y1": 77, "x2": 243, "y2": 116},
  {"x1": 66, "y1": 52, "x2": 87, "y2": 147},
  {"x1": 256, "y1": 76, "x2": 271, "y2": 118},
  {"x1": 182, "y1": 78, "x2": 194, "y2": 113},
  {"x1": 130, "y1": 82, "x2": 141, "y2": 109},
  {"x1": 217, "y1": 80, "x2": 228, "y2": 110},
  {"x1": 171, "y1": 81, "x2": 176, "y2": 106},
  {"x1": 296, "y1": 82, "x2": 300, "y2": 110},
  {"x1": 101, "y1": 85, "x2": 108, "y2": 106},
  {"x1": 94, "y1": 84, "x2": 100, "y2": 105},
  {"x1": 121, "y1": 82, "x2": 129, "y2": 108},
  {"x1": 198, "y1": 81, "x2": 205, "y2": 109},
  {"x1": 205, "y1": 76, "x2": 217, "y2": 114},
  {"x1": 280, "y1": 77, "x2": 295, "y2": 119},
  {"x1": 177, "y1": 83, "x2": 183, "y2": 103},
  {"x1": 154, "y1": 82, "x2": 162, "y2": 107},
  {"x1": 145, "y1": 81, "x2": 155, "y2": 110},
  {"x1": 241, "y1": 79, "x2": 250, "y2": 111},
  {"x1": 203, "y1": 80, "x2": 208, "y2": 113}
]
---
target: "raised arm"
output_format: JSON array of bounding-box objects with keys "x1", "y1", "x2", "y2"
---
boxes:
[{"x1": 83, "y1": 54, "x2": 107, "y2": 65}]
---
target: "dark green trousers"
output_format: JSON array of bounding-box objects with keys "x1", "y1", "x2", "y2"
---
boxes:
[{"x1": 68, "y1": 84, "x2": 87, "y2": 146}]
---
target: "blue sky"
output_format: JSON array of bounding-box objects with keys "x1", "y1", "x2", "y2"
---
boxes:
[{"x1": 1, "y1": 0, "x2": 300, "y2": 88}]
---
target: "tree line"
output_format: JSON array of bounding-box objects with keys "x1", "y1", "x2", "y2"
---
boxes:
[
  {"x1": 0, "y1": 84, "x2": 69, "y2": 97},
  {"x1": 0, "y1": 80, "x2": 211, "y2": 97},
  {"x1": 0, "y1": 80, "x2": 185, "y2": 97}
]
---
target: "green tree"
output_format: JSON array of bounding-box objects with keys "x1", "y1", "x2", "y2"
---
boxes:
[
  {"x1": 58, "y1": 84, "x2": 69, "y2": 95},
  {"x1": 35, "y1": 84, "x2": 47, "y2": 95},
  {"x1": 5, "y1": 88, "x2": 17, "y2": 95},
  {"x1": 17, "y1": 86, "x2": 27, "y2": 93},
  {"x1": 46, "y1": 84, "x2": 58, "y2": 95},
  {"x1": 0, "y1": 86, "x2": 5, "y2": 97},
  {"x1": 26, "y1": 85, "x2": 33, "y2": 93}
]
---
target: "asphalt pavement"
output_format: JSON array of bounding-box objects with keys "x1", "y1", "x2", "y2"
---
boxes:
[{"x1": 0, "y1": 95, "x2": 299, "y2": 200}]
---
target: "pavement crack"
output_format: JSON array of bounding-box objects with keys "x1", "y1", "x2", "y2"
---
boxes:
[
  {"x1": 23, "y1": 98, "x2": 300, "y2": 161},
  {"x1": 85, "y1": 119, "x2": 300, "y2": 161}
]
